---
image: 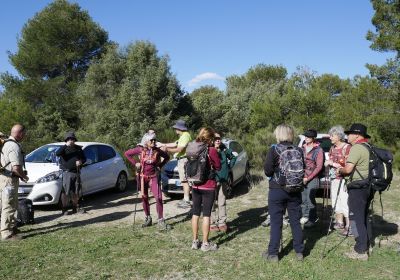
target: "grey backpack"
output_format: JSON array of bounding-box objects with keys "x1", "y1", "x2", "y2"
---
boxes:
[
  {"x1": 274, "y1": 144, "x2": 304, "y2": 192},
  {"x1": 185, "y1": 141, "x2": 209, "y2": 185}
]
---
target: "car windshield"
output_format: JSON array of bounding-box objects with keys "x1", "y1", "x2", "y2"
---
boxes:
[{"x1": 25, "y1": 144, "x2": 62, "y2": 163}]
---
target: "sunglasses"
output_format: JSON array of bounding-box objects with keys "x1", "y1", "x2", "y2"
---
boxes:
[
  {"x1": 150, "y1": 139, "x2": 157, "y2": 142},
  {"x1": 214, "y1": 137, "x2": 221, "y2": 141}
]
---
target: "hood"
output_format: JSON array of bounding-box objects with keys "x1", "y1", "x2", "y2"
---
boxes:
[{"x1": 23, "y1": 162, "x2": 60, "y2": 183}]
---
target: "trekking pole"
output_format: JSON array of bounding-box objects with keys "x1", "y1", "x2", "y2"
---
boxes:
[
  {"x1": 77, "y1": 165, "x2": 85, "y2": 212},
  {"x1": 133, "y1": 171, "x2": 140, "y2": 227},
  {"x1": 321, "y1": 178, "x2": 343, "y2": 259}
]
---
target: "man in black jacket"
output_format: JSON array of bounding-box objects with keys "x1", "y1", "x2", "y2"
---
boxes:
[{"x1": 56, "y1": 132, "x2": 86, "y2": 215}]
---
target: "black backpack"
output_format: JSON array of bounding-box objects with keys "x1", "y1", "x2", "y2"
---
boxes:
[
  {"x1": 362, "y1": 143, "x2": 393, "y2": 192},
  {"x1": 17, "y1": 199, "x2": 35, "y2": 226},
  {"x1": 185, "y1": 141, "x2": 210, "y2": 185}
]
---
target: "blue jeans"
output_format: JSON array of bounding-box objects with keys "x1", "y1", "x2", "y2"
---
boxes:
[
  {"x1": 301, "y1": 178, "x2": 319, "y2": 222},
  {"x1": 267, "y1": 188, "x2": 304, "y2": 255}
]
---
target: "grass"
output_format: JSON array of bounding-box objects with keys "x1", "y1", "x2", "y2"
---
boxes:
[{"x1": 1, "y1": 171, "x2": 399, "y2": 280}]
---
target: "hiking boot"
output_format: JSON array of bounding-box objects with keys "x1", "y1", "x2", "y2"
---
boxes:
[
  {"x1": 296, "y1": 253, "x2": 304, "y2": 261},
  {"x1": 157, "y1": 218, "x2": 171, "y2": 231},
  {"x1": 261, "y1": 215, "x2": 270, "y2": 227},
  {"x1": 191, "y1": 239, "x2": 201, "y2": 250},
  {"x1": 71, "y1": 206, "x2": 77, "y2": 214},
  {"x1": 177, "y1": 199, "x2": 191, "y2": 209},
  {"x1": 300, "y1": 217, "x2": 309, "y2": 225},
  {"x1": 201, "y1": 242, "x2": 218, "y2": 252},
  {"x1": 142, "y1": 216, "x2": 152, "y2": 227},
  {"x1": 345, "y1": 249, "x2": 368, "y2": 261},
  {"x1": 339, "y1": 227, "x2": 354, "y2": 237},
  {"x1": 2, "y1": 234, "x2": 23, "y2": 241},
  {"x1": 333, "y1": 222, "x2": 344, "y2": 230},
  {"x1": 210, "y1": 224, "x2": 219, "y2": 232},
  {"x1": 261, "y1": 251, "x2": 278, "y2": 262},
  {"x1": 218, "y1": 224, "x2": 228, "y2": 233}
]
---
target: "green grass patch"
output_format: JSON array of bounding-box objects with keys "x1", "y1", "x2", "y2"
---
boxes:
[{"x1": 1, "y1": 172, "x2": 399, "y2": 279}]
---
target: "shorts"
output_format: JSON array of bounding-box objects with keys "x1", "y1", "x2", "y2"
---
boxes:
[
  {"x1": 192, "y1": 188, "x2": 215, "y2": 217},
  {"x1": 177, "y1": 157, "x2": 188, "y2": 182},
  {"x1": 62, "y1": 171, "x2": 80, "y2": 195}
]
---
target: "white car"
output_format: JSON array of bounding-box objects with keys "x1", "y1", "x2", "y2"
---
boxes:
[
  {"x1": 161, "y1": 139, "x2": 250, "y2": 198},
  {"x1": 18, "y1": 142, "x2": 129, "y2": 206},
  {"x1": 297, "y1": 133, "x2": 332, "y2": 189}
]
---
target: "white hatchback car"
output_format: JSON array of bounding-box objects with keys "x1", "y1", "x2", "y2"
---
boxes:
[
  {"x1": 18, "y1": 142, "x2": 129, "y2": 206},
  {"x1": 161, "y1": 139, "x2": 250, "y2": 198}
]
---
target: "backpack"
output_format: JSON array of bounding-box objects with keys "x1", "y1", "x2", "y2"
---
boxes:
[
  {"x1": 185, "y1": 141, "x2": 210, "y2": 185},
  {"x1": 362, "y1": 143, "x2": 393, "y2": 192},
  {"x1": 0, "y1": 138, "x2": 17, "y2": 173},
  {"x1": 17, "y1": 199, "x2": 35, "y2": 226},
  {"x1": 274, "y1": 144, "x2": 304, "y2": 192}
]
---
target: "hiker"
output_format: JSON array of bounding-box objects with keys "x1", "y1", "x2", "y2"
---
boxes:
[
  {"x1": 262, "y1": 124, "x2": 304, "y2": 262},
  {"x1": 337, "y1": 123, "x2": 373, "y2": 261},
  {"x1": 0, "y1": 124, "x2": 28, "y2": 241},
  {"x1": 190, "y1": 127, "x2": 221, "y2": 251},
  {"x1": 124, "y1": 132, "x2": 171, "y2": 230},
  {"x1": 56, "y1": 132, "x2": 86, "y2": 215},
  {"x1": 160, "y1": 120, "x2": 192, "y2": 209},
  {"x1": 301, "y1": 129, "x2": 324, "y2": 228},
  {"x1": 210, "y1": 132, "x2": 236, "y2": 233},
  {"x1": 325, "y1": 125, "x2": 352, "y2": 235}
]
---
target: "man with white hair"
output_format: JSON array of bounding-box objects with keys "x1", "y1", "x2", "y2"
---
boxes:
[{"x1": 0, "y1": 124, "x2": 28, "y2": 241}]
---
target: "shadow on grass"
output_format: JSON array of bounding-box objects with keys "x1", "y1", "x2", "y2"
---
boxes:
[
  {"x1": 22, "y1": 211, "x2": 132, "y2": 238},
  {"x1": 209, "y1": 206, "x2": 267, "y2": 245}
]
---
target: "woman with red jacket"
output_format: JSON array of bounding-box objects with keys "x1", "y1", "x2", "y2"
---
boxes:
[
  {"x1": 301, "y1": 129, "x2": 324, "y2": 228},
  {"x1": 124, "y1": 132, "x2": 170, "y2": 230},
  {"x1": 190, "y1": 127, "x2": 221, "y2": 252}
]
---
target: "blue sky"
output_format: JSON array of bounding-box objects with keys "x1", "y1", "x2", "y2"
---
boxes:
[{"x1": 0, "y1": 0, "x2": 394, "y2": 92}]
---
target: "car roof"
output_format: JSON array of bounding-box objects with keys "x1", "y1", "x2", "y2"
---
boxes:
[
  {"x1": 298, "y1": 133, "x2": 330, "y2": 138},
  {"x1": 43, "y1": 142, "x2": 115, "y2": 148}
]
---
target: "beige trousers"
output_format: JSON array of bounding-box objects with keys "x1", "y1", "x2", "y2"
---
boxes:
[{"x1": 0, "y1": 175, "x2": 19, "y2": 239}]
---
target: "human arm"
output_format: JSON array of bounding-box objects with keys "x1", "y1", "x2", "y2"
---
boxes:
[
  {"x1": 304, "y1": 149, "x2": 324, "y2": 182},
  {"x1": 209, "y1": 147, "x2": 221, "y2": 171},
  {"x1": 158, "y1": 148, "x2": 170, "y2": 169},
  {"x1": 55, "y1": 145, "x2": 67, "y2": 157},
  {"x1": 264, "y1": 148, "x2": 277, "y2": 177},
  {"x1": 124, "y1": 147, "x2": 142, "y2": 167}
]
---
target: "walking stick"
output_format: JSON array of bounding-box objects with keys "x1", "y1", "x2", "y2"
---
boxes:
[
  {"x1": 322, "y1": 166, "x2": 330, "y2": 221},
  {"x1": 321, "y1": 178, "x2": 343, "y2": 258},
  {"x1": 76, "y1": 165, "x2": 85, "y2": 213},
  {"x1": 133, "y1": 171, "x2": 140, "y2": 227}
]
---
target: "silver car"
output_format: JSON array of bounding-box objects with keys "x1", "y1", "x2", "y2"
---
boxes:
[
  {"x1": 161, "y1": 139, "x2": 250, "y2": 198},
  {"x1": 19, "y1": 142, "x2": 129, "y2": 206}
]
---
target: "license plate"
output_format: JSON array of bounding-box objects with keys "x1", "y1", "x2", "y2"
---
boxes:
[{"x1": 175, "y1": 180, "x2": 181, "y2": 187}]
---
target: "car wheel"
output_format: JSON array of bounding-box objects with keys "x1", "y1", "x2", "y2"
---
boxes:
[
  {"x1": 226, "y1": 174, "x2": 234, "y2": 199},
  {"x1": 115, "y1": 172, "x2": 128, "y2": 192}
]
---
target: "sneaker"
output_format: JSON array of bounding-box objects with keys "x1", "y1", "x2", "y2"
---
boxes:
[
  {"x1": 201, "y1": 242, "x2": 218, "y2": 252},
  {"x1": 300, "y1": 217, "x2": 309, "y2": 225},
  {"x1": 157, "y1": 218, "x2": 171, "y2": 231},
  {"x1": 2, "y1": 234, "x2": 23, "y2": 241},
  {"x1": 261, "y1": 216, "x2": 271, "y2": 227},
  {"x1": 333, "y1": 222, "x2": 344, "y2": 230},
  {"x1": 61, "y1": 209, "x2": 69, "y2": 216},
  {"x1": 261, "y1": 251, "x2": 278, "y2": 262},
  {"x1": 345, "y1": 249, "x2": 368, "y2": 261},
  {"x1": 177, "y1": 199, "x2": 191, "y2": 209},
  {"x1": 218, "y1": 224, "x2": 228, "y2": 233},
  {"x1": 296, "y1": 253, "x2": 304, "y2": 261},
  {"x1": 142, "y1": 216, "x2": 152, "y2": 227},
  {"x1": 191, "y1": 239, "x2": 201, "y2": 250},
  {"x1": 210, "y1": 224, "x2": 219, "y2": 232},
  {"x1": 76, "y1": 205, "x2": 86, "y2": 214},
  {"x1": 339, "y1": 227, "x2": 354, "y2": 237}
]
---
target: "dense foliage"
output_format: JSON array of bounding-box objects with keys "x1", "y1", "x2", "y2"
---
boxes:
[{"x1": 0, "y1": 0, "x2": 399, "y2": 169}]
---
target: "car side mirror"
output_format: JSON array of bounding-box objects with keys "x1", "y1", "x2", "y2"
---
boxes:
[{"x1": 232, "y1": 152, "x2": 239, "y2": 157}]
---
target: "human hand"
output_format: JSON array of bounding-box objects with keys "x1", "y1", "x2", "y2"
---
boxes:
[
  {"x1": 76, "y1": 160, "x2": 82, "y2": 167},
  {"x1": 303, "y1": 178, "x2": 308, "y2": 185}
]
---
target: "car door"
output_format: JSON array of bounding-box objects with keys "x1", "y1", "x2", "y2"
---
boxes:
[
  {"x1": 97, "y1": 144, "x2": 118, "y2": 189},
  {"x1": 81, "y1": 145, "x2": 102, "y2": 194},
  {"x1": 229, "y1": 141, "x2": 246, "y2": 182}
]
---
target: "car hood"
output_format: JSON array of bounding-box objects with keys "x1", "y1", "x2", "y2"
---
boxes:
[{"x1": 23, "y1": 162, "x2": 60, "y2": 183}]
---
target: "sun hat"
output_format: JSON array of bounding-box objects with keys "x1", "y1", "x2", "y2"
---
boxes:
[
  {"x1": 172, "y1": 120, "x2": 188, "y2": 131},
  {"x1": 344, "y1": 123, "x2": 371, "y2": 138},
  {"x1": 303, "y1": 129, "x2": 317, "y2": 138},
  {"x1": 64, "y1": 131, "x2": 77, "y2": 142}
]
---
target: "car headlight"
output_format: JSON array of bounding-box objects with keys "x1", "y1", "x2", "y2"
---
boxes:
[{"x1": 36, "y1": 170, "x2": 63, "y2": 184}]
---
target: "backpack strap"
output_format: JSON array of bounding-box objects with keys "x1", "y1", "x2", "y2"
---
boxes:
[
  {"x1": 311, "y1": 146, "x2": 322, "y2": 162},
  {"x1": 0, "y1": 139, "x2": 20, "y2": 170}
]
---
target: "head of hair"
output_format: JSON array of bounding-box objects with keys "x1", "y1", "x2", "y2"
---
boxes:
[
  {"x1": 196, "y1": 127, "x2": 215, "y2": 145},
  {"x1": 274, "y1": 124, "x2": 294, "y2": 143},
  {"x1": 328, "y1": 125, "x2": 346, "y2": 141}
]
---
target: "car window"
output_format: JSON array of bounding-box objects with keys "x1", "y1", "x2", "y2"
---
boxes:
[
  {"x1": 83, "y1": 145, "x2": 98, "y2": 164},
  {"x1": 229, "y1": 141, "x2": 243, "y2": 154},
  {"x1": 25, "y1": 145, "x2": 62, "y2": 163},
  {"x1": 98, "y1": 145, "x2": 116, "y2": 162}
]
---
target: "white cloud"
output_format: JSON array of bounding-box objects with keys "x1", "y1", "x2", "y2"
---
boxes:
[{"x1": 187, "y1": 72, "x2": 225, "y2": 87}]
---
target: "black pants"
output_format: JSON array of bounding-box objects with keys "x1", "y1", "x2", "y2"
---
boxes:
[
  {"x1": 268, "y1": 188, "x2": 304, "y2": 256},
  {"x1": 192, "y1": 188, "x2": 215, "y2": 217},
  {"x1": 348, "y1": 187, "x2": 373, "y2": 253}
]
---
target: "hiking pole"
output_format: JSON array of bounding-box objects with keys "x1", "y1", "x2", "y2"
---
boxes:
[
  {"x1": 321, "y1": 178, "x2": 343, "y2": 259},
  {"x1": 133, "y1": 171, "x2": 140, "y2": 228},
  {"x1": 76, "y1": 164, "x2": 85, "y2": 213}
]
